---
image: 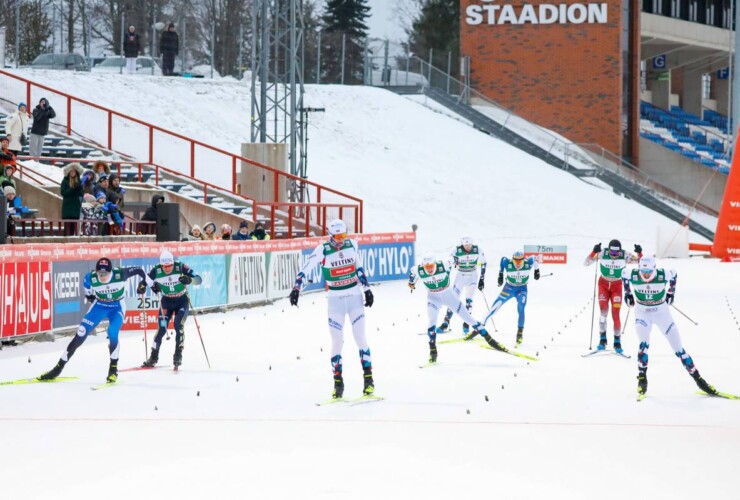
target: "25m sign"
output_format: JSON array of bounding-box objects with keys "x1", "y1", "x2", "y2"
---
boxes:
[{"x1": 1, "y1": 262, "x2": 53, "y2": 338}]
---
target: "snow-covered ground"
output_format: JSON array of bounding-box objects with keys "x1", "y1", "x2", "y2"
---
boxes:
[{"x1": 1, "y1": 70, "x2": 738, "y2": 499}]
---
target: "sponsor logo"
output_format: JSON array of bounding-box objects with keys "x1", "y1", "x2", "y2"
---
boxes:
[
  {"x1": 1, "y1": 262, "x2": 53, "y2": 337},
  {"x1": 272, "y1": 252, "x2": 301, "y2": 292},
  {"x1": 729, "y1": 225, "x2": 740, "y2": 231},
  {"x1": 232, "y1": 254, "x2": 265, "y2": 298},
  {"x1": 730, "y1": 200, "x2": 740, "y2": 208},
  {"x1": 54, "y1": 272, "x2": 80, "y2": 299},
  {"x1": 465, "y1": 1, "x2": 608, "y2": 26},
  {"x1": 727, "y1": 248, "x2": 740, "y2": 254},
  {"x1": 330, "y1": 265, "x2": 356, "y2": 277}
]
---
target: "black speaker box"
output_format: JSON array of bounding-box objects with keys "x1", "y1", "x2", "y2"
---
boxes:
[{"x1": 155, "y1": 202, "x2": 180, "y2": 242}]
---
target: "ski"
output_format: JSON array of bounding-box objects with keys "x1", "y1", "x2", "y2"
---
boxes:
[
  {"x1": 438, "y1": 337, "x2": 481, "y2": 345},
  {"x1": 315, "y1": 397, "x2": 345, "y2": 406},
  {"x1": 695, "y1": 390, "x2": 740, "y2": 400},
  {"x1": 0, "y1": 376, "x2": 79, "y2": 386},
  {"x1": 480, "y1": 344, "x2": 538, "y2": 362},
  {"x1": 612, "y1": 351, "x2": 632, "y2": 359},
  {"x1": 582, "y1": 349, "x2": 609, "y2": 357},
  {"x1": 316, "y1": 395, "x2": 384, "y2": 406},
  {"x1": 90, "y1": 381, "x2": 121, "y2": 391},
  {"x1": 120, "y1": 365, "x2": 172, "y2": 373},
  {"x1": 637, "y1": 393, "x2": 647, "y2": 402},
  {"x1": 419, "y1": 361, "x2": 439, "y2": 369}
]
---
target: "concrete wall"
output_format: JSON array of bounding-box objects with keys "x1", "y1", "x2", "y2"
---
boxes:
[
  {"x1": 240, "y1": 143, "x2": 288, "y2": 203},
  {"x1": 15, "y1": 178, "x2": 63, "y2": 219},
  {"x1": 639, "y1": 138, "x2": 727, "y2": 212}
]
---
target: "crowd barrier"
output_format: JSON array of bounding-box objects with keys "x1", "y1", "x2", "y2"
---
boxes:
[{"x1": 0, "y1": 233, "x2": 416, "y2": 339}]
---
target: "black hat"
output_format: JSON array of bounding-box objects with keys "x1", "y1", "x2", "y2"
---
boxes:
[
  {"x1": 168, "y1": 22, "x2": 175, "y2": 29},
  {"x1": 96, "y1": 258, "x2": 113, "y2": 272},
  {"x1": 239, "y1": 220, "x2": 249, "y2": 229}
]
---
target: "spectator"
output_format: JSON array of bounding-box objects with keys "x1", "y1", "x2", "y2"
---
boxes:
[
  {"x1": 188, "y1": 224, "x2": 204, "y2": 241},
  {"x1": 0, "y1": 163, "x2": 17, "y2": 191},
  {"x1": 92, "y1": 160, "x2": 111, "y2": 177},
  {"x1": 98, "y1": 192, "x2": 124, "y2": 235},
  {"x1": 30, "y1": 98, "x2": 56, "y2": 158},
  {"x1": 160, "y1": 23, "x2": 179, "y2": 76},
  {"x1": 4, "y1": 102, "x2": 30, "y2": 156},
  {"x1": 107, "y1": 174, "x2": 126, "y2": 210},
  {"x1": 220, "y1": 224, "x2": 232, "y2": 240},
  {"x1": 202, "y1": 221, "x2": 217, "y2": 240},
  {"x1": 80, "y1": 168, "x2": 98, "y2": 197},
  {"x1": 251, "y1": 221, "x2": 271, "y2": 240},
  {"x1": 123, "y1": 26, "x2": 141, "y2": 74},
  {"x1": 232, "y1": 220, "x2": 250, "y2": 240},
  {"x1": 80, "y1": 193, "x2": 107, "y2": 236},
  {"x1": 5, "y1": 185, "x2": 17, "y2": 237},
  {"x1": 60, "y1": 162, "x2": 85, "y2": 235},
  {"x1": 142, "y1": 193, "x2": 165, "y2": 222},
  {"x1": 94, "y1": 174, "x2": 110, "y2": 198}
]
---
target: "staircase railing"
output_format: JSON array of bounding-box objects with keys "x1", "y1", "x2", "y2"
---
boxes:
[{"x1": 0, "y1": 70, "x2": 363, "y2": 234}]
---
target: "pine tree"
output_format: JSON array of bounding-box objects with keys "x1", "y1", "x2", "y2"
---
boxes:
[
  {"x1": 321, "y1": 0, "x2": 370, "y2": 84},
  {"x1": 408, "y1": 0, "x2": 459, "y2": 79}
]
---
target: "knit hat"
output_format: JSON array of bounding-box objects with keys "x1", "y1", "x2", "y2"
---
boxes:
[
  {"x1": 98, "y1": 174, "x2": 109, "y2": 182},
  {"x1": 3, "y1": 186, "x2": 15, "y2": 196},
  {"x1": 221, "y1": 224, "x2": 232, "y2": 234},
  {"x1": 96, "y1": 191, "x2": 107, "y2": 201},
  {"x1": 239, "y1": 220, "x2": 249, "y2": 229},
  {"x1": 83, "y1": 193, "x2": 97, "y2": 204},
  {"x1": 18, "y1": 102, "x2": 26, "y2": 109}
]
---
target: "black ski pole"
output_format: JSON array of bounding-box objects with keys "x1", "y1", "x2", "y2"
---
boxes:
[
  {"x1": 539, "y1": 272, "x2": 554, "y2": 278},
  {"x1": 187, "y1": 296, "x2": 212, "y2": 368},
  {"x1": 588, "y1": 257, "x2": 599, "y2": 350}
]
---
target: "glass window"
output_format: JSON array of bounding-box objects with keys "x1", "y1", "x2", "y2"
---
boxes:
[
  {"x1": 32, "y1": 54, "x2": 54, "y2": 65},
  {"x1": 702, "y1": 73, "x2": 711, "y2": 99}
]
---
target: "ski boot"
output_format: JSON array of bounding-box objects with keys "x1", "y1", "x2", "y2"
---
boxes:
[
  {"x1": 436, "y1": 321, "x2": 449, "y2": 334},
  {"x1": 362, "y1": 367, "x2": 375, "y2": 396},
  {"x1": 332, "y1": 375, "x2": 344, "y2": 399},
  {"x1": 613, "y1": 337, "x2": 623, "y2": 354},
  {"x1": 597, "y1": 332, "x2": 607, "y2": 351},
  {"x1": 637, "y1": 372, "x2": 647, "y2": 396},
  {"x1": 106, "y1": 360, "x2": 118, "y2": 383},
  {"x1": 142, "y1": 348, "x2": 159, "y2": 368},
  {"x1": 38, "y1": 359, "x2": 66, "y2": 381},
  {"x1": 692, "y1": 372, "x2": 718, "y2": 395},
  {"x1": 429, "y1": 342, "x2": 438, "y2": 363},
  {"x1": 480, "y1": 329, "x2": 506, "y2": 352},
  {"x1": 173, "y1": 347, "x2": 183, "y2": 368},
  {"x1": 462, "y1": 323, "x2": 470, "y2": 335},
  {"x1": 516, "y1": 327, "x2": 523, "y2": 345}
]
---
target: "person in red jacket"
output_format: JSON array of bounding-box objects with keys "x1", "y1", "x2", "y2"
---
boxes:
[{"x1": 584, "y1": 239, "x2": 642, "y2": 353}]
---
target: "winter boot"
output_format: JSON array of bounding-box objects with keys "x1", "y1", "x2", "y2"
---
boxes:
[
  {"x1": 363, "y1": 367, "x2": 375, "y2": 396},
  {"x1": 107, "y1": 360, "x2": 118, "y2": 383},
  {"x1": 637, "y1": 371, "x2": 648, "y2": 396},
  {"x1": 332, "y1": 374, "x2": 344, "y2": 399},
  {"x1": 142, "y1": 348, "x2": 159, "y2": 368},
  {"x1": 597, "y1": 332, "x2": 607, "y2": 351},
  {"x1": 173, "y1": 347, "x2": 183, "y2": 368},
  {"x1": 516, "y1": 327, "x2": 524, "y2": 345},
  {"x1": 613, "y1": 336, "x2": 623, "y2": 354},
  {"x1": 38, "y1": 359, "x2": 66, "y2": 381},
  {"x1": 462, "y1": 323, "x2": 470, "y2": 334},
  {"x1": 429, "y1": 342, "x2": 438, "y2": 363},
  {"x1": 692, "y1": 372, "x2": 718, "y2": 395}
]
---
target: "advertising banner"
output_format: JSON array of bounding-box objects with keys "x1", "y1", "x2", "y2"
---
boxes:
[
  {"x1": 266, "y1": 250, "x2": 302, "y2": 300},
  {"x1": 120, "y1": 257, "x2": 159, "y2": 331},
  {"x1": 523, "y1": 244, "x2": 568, "y2": 264},
  {"x1": 228, "y1": 253, "x2": 267, "y2": 304},
  {"x1": 52, "y1": 259, "x2": 99, "y2": 330},
  {"x1": 185, "y1": 254, "x2": 227, "y2": 308},
  {"x1": 1, "y1": 261, "x2": 53, "y2": 338}
]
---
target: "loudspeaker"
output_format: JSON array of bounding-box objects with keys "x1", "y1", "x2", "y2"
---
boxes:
[{"x1": 155, "y1": 202, "x2": 180, "y2": 242}]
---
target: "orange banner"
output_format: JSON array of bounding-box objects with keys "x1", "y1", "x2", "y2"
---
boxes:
[{"x1": 712, "y1": 128, "x2": 740, "y2": 260}]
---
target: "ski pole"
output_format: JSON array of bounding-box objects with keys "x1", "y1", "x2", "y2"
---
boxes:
[
  {"x1": 588, "y1": 257, "x2": 599, "y2": 350},
  {"x1": 623, "y1": 305, "x2": 631, "y2": 335},
  {"x1": 187, "y1": 296, "x2": 212, "y2": 368},
  {"x1": 481, "y1": 291, "x2": 497, "y2": 332},
  {"x1": 671, "y1": 304, "x2": 698, "y2": 326},
  {"x1": 539, "y1": 272, "x2": 554, "y2": 278},
  {"x1": 141, "y1": 292, "x2": 148, "y2": 355}
]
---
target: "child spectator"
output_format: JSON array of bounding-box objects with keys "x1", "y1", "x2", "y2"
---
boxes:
[
  {"x1": 232, "y1": 220, "x2": 250, "y2": 240},
  {"x1": 251, "y1": 221, "x2": 271, "y2": 240},
  {"x1": 97, "y1": 192, "x2": 124, "y2": 235},
  {"x1": 188, "y1": 225, "x2": 204, "y2": 241},
  {"x1": 220, "y1": 224, "x2": 232, "y2": 240},
  {"x1": 0, "y1": 137, "x2": 17, "y2": 183},
  {"x1": 5, "y1": 185, "x2": 17, "y2": 237},
  {"x1": 4, "y1": 103, "x2": 30, "y2": 156},
  {"x1": 202, "y1": 221, "x2": 217, "y2": 240},
  {"x1": 60, "y1": 162, "x2": 85, "y2": 235},
  {"x1": 81, "y1": 193, "x2": 109, "y2": 236}
]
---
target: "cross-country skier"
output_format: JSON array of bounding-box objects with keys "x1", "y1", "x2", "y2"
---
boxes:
[
  {"x1": 289, "y1": 219, "x2": 375, "y2": 400},
  {"x1": 585, "y1": 239, "x2": 641, "y2": 353},
  {"x1": 471, "y1": 250, "x2": 539, "y2": 345},
  {"x1": 436, "y1": 236, "x2": 487, "y2": 335},
  {"x1": 38, "y1": 258, "x2": 150, "y2": 383},
  {"x1": 142, "y1": 250, "x2": 202, "y2": 369},
  {"x1": 409, "y1": 254, "x2": 507, "y2": 363},
  {"x1": 623, "y1": 256, "x2": 717, "y2": 398}
]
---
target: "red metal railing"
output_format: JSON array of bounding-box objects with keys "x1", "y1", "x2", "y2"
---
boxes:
[
  {"x1": 18, "y1": 157, "x2": 359, "y2": 238},
  {"x1": 10, "y1": 218, "x2": 156, "y2": 238},
  {"x1": 0, "y1": 70, "x2": 363, "y2": 232}
]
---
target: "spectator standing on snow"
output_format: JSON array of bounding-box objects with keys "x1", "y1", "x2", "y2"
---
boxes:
[
  {"x1": 30, "y1": 98, "x2": 56, "y2": 158},
  {"x1": 159, "y1": 23, "x2": 179, "y2": 76},
  {"x1": 123, "y1": 26, "x2": 141, "y2": 74}
]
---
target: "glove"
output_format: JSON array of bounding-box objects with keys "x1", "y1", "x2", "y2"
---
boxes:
[
  {"x1": 136, "y1": 281, "x2": 147, "y2": 294},
  {"x1": 593, "y1": 243, "x2": 601, "y2": 254},
  {"x1": 289, "y1": 288, "x2": 299, "y2": 306},
  {"x1": 497, "y1": 273, "x2": 503, "y2": 287},
  {"x1": 666, "y1": 293, "x2": 674, "y2": 305},
  {"x1": 151, "y1": 282, "x2": 161, "y2": 294},
  {"x1": 364, "y1": 289, "x2": 374, "y2": 307},
  {"x1": 634, "y1": 244, "x2": 642, "y2": 254},
  {"x1": 179, "y1": 275, "x2": 193, "y2": 285},
  {"x1": 408, "y1": 281, "x2": 415, "y2": 292},
  {"x1": 625, "y1": 293, "x2": 635, "y2": 306},
  {"x1": 534, "y1": 269, "x2": 540, "y2": 280},
  {"x1": 85, "y1": 294, "x2": 95, "y2": 303},
  {"x1": 477, "y1": 278, "x2": 485, "y2": 291}
]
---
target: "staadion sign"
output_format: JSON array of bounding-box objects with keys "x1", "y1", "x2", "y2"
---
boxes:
[{"x1": 465, "y1": 0, "x2": 608, "y2": 25}]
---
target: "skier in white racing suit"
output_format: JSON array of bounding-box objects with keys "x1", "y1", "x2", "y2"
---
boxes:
[
  {"x1": 289, "y1": 219, "x2": 375, "y2": 400},
  {"x1": 437, "y1": 236, "x2": 487, "y2": 334}
]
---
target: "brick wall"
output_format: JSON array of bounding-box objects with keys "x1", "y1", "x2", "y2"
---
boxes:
[{"x1": 460, "y1": 0, "x2": 624, "y2": 156}]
